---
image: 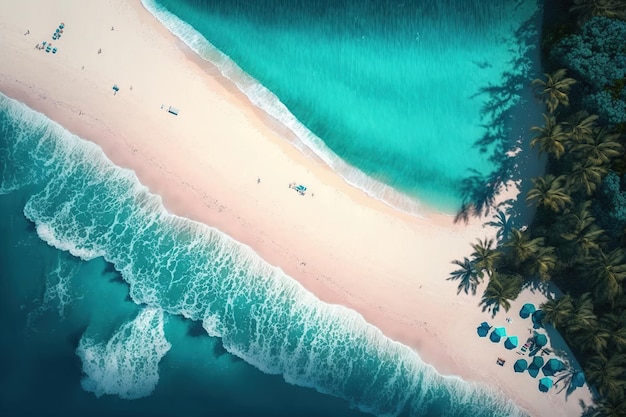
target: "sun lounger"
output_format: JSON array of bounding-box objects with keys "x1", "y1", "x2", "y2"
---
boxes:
[{"x1": 496, "y1": 357, "x2": 506, "y2": 366}]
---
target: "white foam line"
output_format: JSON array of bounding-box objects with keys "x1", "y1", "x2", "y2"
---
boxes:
[{"x1": 140, "y1": 0, "x2": 427, "y2": 217}]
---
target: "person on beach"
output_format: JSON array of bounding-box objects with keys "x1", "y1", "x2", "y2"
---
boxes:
[
  {"x1": 24, "y1": 30, "x2": 30, "y2": 35},
  {"x1": 257, "y1": 177, "x2": 261, "y2": 184},
  {"x1": 98, "y1": 48, "x2": 102, "y2": 54}
]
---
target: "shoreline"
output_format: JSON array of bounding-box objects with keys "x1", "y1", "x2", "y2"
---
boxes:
[{"x1": 0, "y1": 1, "x2": 592, "y2": 416}]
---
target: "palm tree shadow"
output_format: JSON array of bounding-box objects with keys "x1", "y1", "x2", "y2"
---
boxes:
[
  {"x1": 553, "y1": 358, "x2": 585, "y2": 399},
  {"x1": 479, "y1": 296, "x2": 501, "y2": 318},
  {"x1": 522, "y1": 278, "x2": 550, "y2": 295},
  {"x1": 456, "y1": 2, "x2": 546, "y2": 224}
]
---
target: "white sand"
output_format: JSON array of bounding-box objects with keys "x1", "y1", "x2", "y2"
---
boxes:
[{"x1": 0, "y1": 1, "x2": 593, "y2": 416}]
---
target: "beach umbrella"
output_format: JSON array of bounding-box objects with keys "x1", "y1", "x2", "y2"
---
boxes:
[
  {"x1": 519, "y1": 303, "x2": 536, "y2": 319},
  {"x1": 538, "y1": 377, "x2": 553, "y2": 392},
  {"x1": 514, "y1": 359, "x2": 528, "y2": 372},
  {"x1": 504, "y1": 336, "x2": 519, "y2": 350},
  {"x1": 528, "y1": 356, "x2": 545, "y2": 378},
  {"x1": 572, "y1": 371, "x2": 585, "y2": 388},
  {"x1": 490, "y1": 327, "x2": 506, "y2": 343},
  {"x1": 532, "y1": 310, "x2": 546, "y2": 328},
  {"x1": 534, "y1": 333, "x2": 548, "y2": 347},
  {"x1": 477, "y1": 323, "x2": 490, "y2": 337},
  {"x1": 542, "y1": 358, "x2": 564, "y2": 376}
]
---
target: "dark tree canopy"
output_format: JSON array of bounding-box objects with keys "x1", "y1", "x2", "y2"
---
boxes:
[
  {"x1": 594, "y1": 171, "x2": 626, "y2": 238},
  {"x1": 552, "y1": 16, "x2": 626, "y2": 125}
]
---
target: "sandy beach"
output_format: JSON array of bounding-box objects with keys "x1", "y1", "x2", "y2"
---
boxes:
[{"x1": 0, "y1": 1, "x2": 593, "y2": 416}]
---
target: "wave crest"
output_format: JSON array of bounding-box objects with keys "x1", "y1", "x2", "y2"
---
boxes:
[{"x1": 76, "y1": 307, "x2": 171, "y2": 399}]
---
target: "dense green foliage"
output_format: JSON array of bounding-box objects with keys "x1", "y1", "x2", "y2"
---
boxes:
[
  {"x1": 552, "y1": 16, "x2": 626, "y2": 126},
  {"x1": 595, "y1": 172, "x2": 626, "y2": 237},
  {"x1": 447, "y1": 2, "x2": 626, "y2": 416}
]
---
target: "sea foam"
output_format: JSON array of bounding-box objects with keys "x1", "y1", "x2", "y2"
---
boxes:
[
  {"x1": 140, "y1": 0, "x2": 426, "y2": 217},
  {"x1": 76, "y1": 307, "x2": 171, "y2": 399},
  {"x1": 0, "y1": 93, "x2": 526, "y2": 416}
]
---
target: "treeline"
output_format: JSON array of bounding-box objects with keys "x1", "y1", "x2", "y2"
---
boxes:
[{"x1": 448, "y1": 1, "x2": 626, "y2": 416}]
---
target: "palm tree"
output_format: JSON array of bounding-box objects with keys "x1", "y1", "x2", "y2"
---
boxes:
[
  {"x1": 531, "y1": 69, "x2": 577, "y2": 113},
  {"x1": 564, "y1": 111, "x2": 599, "y2": 144},
  {"x1": 584, "y1": 353, "x2": 626, "y2": 399},
  {"x1": 588, "y1": 248, "x2": 626, "y2": 305},
  {"x1": 576, "y1": 324, "x2": 611, "y2": 354},
  {"x1": 530, "y1": 114, "x2": 568, "y2": 159},
  {"x1": 504, "y1": 228, "x2": 544, "y2": 269},
  {"x1": 570, "y1": 0, "x2": 626, "y2": 26},
  {"x1": 527, "y1": 244, "x2": 557, "y2": 281},
  {"x1": 480, "y1": 273, "x2": 523, "y2": 316},
  {"x1": 585, "y1": 393, "x2": 626, "y2": 417},
  {"x1": 601, "y1": 312, "x2": 626, "y2": 352},
  {"x1": 567, "y1": 160, "x2": 608, "y2": 196},
  {"x1": 561, "y1": 201, "x2": 605, "y2": 257},
  {"x1": 471, "y1": 238, "x2": 500, "y2": 279},
  {"x1": 573, "y1": 128, "x2": 624, "y2": 166},
  {"x1": 569, "y1": 293, "x2": 598, "y2": 334},
  {"x1": 526, "y1": 174, "x2": 572, "y2": 212},
  {"x1": 448, "y1": 257, "x2": 480, "y2": 295},
  {"x1": 484, "y1": 209, "x2": 513, "y2": 243},
  {"x1": 541, "y1": 294, "x2": 574, "y2": 328}
]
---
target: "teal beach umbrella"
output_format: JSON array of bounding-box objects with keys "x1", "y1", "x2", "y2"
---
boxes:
[
  {"x1": 514, "y1": 359, "x2": 528, "y2": 372},
  {"x1": 532, "y1": 310, "x2": 546, "y2": 327},
  {"x1": 490, "y1": 327, "x2": 506, "y2": 343},
  {"x1": 519, "y1": 303, "x2": 536, "y2": 319},
  {"x1": 542, "y1": 358, "x2": 564, "y2": 376},
  {"x1": 534, "y1": 333, "x2": 548, "y2": 347},
  {"x1": 477, "y1": 322, "x2": 491, "y2": 337},
  {"x1": 572, "y1": 371, "x2": 585, "y2": 387},
  {"x1": 539, "y1": 377, "x2": 553, "y2": 392},
  {"x1": 504, "y1": 336, "x2": 519, "y2": 350},
  {"x1": 528, "y1": 356, "x2": 544, "y2": 378}
]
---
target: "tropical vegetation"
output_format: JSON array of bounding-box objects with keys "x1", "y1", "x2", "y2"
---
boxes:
[{"x1": 446, "y1": 1, "x2": 626, "y2": 416}]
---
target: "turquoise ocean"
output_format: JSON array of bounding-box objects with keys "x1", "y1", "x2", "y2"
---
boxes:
[{"x1": 0, "y1": 1, "x2": 542, "y2": 416}]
